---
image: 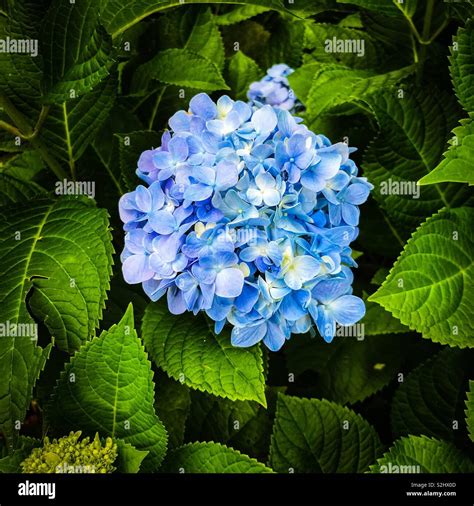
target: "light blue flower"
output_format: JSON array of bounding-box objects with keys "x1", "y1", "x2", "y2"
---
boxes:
[
  {"x1": 119, "y1": 88, "x2": 371, "y2": 351},
  {"x1": 248, "y1": 64, "x2": 296, "y2": 111}
]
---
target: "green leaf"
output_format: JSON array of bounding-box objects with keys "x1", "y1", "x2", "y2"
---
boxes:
[
  {"x1": 155, "y1": 375, "x2": 191, "y2": 448},
  {"x1": 186, "y1": 388, "x2": 279, "y2": 461},
  {"x1": 337, "y1": 0, "x2": 417, "y2": 17},
  {"x1": 115, "y1": 440, "x2": 149, "y2": 473},
  {"x1": 0, "y1": 197, "x2": 113, "y2": 353},
  {"x1": 269, "y1": 394, "x2": 382, "y2": 472},
  {"x1": 466, "y1": 380, "x2": 474, "y2": 442},
  {"x1": 0, "y1": 173, "x2": 46, "y2": 207},
  {"x1": 227, "y1": 51, "x2": 262, "y2": 101},
  {"x1": 363, "y1": 299, "x2": 409, "y2": 335},
  {"x1": 39, "y1": 77, "x2": 116, "y2": 171},
  {"x1": 163, "y1": 442, "x2": 273, "y2": 473},
  {"x1": 216, "y1": 5, "x2": 271, "y2": 25},
  {"x1": 391, "y1": 348, "x2": 474, "y2": 443},
  {"x1": 41, "y1": 0, "x2": 114, "y2": 103},
  {"x1": 0, "y1": 150, "x2": 45, "y2": 181},
  {"x1": 185, "y1": 9, "x2": 225, "y2": 71},
  {"x1": 304, "y1": 64, "x2": 414, "y2": 116},
  {"x1": 0, "y1": 1, "x2": 43, "y2": 118},
  {"x1": 418, "y1": 118, "x2": 474, "y2": 185},
  {"x1": 450, "y1": 20, "x2": 474, "y2": 114},
  {"x1": 304, "y1": 23, "x2": 383, "y2": 69},
  {"x1": 362, "y1": 88, "x2": 471, "y2": 236},
  {"x1": 285, "y1": 334, "x2": 402, "y2": 404},
  {"x1": 0, "y1": 436, "x2": 40, "y2": 472},
  {"x1": 142, "y1": 303, "x2": 266, "y2": 407},
  {"x1": 369, "y1": 208, "x2": 474, "y2": 348},
  {"x1": 137, "y1": 48, "x2": 228, "y2": 91},
  {"x1": 101, "y1": 1, "x2": 334, "y2": 38},
  {"x1": 370, "y1": 435, "x2": 474, "y2": 473},
  {"x1": 48, "y1": 305, "x2": 168, "y2": 472}
]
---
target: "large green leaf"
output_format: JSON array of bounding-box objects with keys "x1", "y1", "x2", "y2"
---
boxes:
[
  {"x1": 39, "y1": 77, "x2": 116, "y2": 173},
  {"x1": 391, "y1": 348, "x2": 474, "y2": 443},
  {"x1": 0, "y1": 436, "x2": 40, "y2": 472},
  {"x1": 41, "y1": 0, "x2": 114, "y2": 103},
  {"x1": 101, "y1": 1, "x2": 334, "y2": 38},
  {"x1": 185, "y1": 9, "x2": 225, "y2": 71},
  {"x1": 418, "y1": 118, "x2": 474, "y2": 185},
  {"x1": 0, "y1": 197, "x2": 113, "y2": 353},
  {"x1": 227, "y1": 51, "x2": 262, "y2": 101},
  {"x1": 337, "y1": 0, "x2": 417, "y2": 17},
  {"x1": 48, "y1": 305, "x2": 168, "y2": 472},
  {"x1": 304, "y1": 64, "x2": 414, "y2": 116},
  {"x1": 163, "y1": 442, "x2": 273, "y2": 473},
  {"x1": 370, "y1": 436, "x2": 474, "y2": 473},
  {"x1": 0, "y1": 173, "x2": 45, "y2": 206},
  {"x1": 142, "y1": 303, "x2": 266, "y2": 406},
  {"x1": 419, "y1": 21, "x2": 474, "y2": 186},
  {"x1": 215, "y1": 5, "x2": 271, "y2": 25},
  {"x1": 466, "y1": 380, "x2": 474, "y2": 443},
  {"x1": 285, "y1": 333, "x2": 402, "y2": 404},
  {"x1": 369, "y1": 208, "x2": 474, "y2": 348},
  {"x1": 186, "y1": 388, "x2": 278, "y2": 461},
  {"x1": 362, "y1": 87, "x2": 471, "y2": 236},
  {"x1": 155, "y1": 374, "x2": 191, "y2": 448},
  {"x1": 269, "y1": 394, "x2": 382, "y2": 472},
  {"x1": 450, "y1": 20, "x2": 474, "y2": 114},
  {"x1": 136, "y1": 49, "x2": 228, "y2": 91}
]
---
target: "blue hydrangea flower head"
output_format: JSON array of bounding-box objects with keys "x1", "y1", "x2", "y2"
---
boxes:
[
  {"x1": 119, "y1": 87, "x2": 373, "y2": 351},
  {"x1": 247, "y1": 64, "x2": 297, "y2": 110}
]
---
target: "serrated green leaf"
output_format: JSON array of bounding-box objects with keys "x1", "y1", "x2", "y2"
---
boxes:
[
  {"x1": 419, "y1": 118, "x2": 474, "y2": 185},
  {"x1": 186, "y1": 388, "x2": 279, "y2": 461},
  {"x1": 137, "y1": 48, "x2": 228, "y2": 91},
  {"x1": 391, "y1": 348, "x2": 474, "y2": 443},
  {"x1": 304, "y1": 23, "x2": 383, "y2": 69},
  {"x1": 115, "y1": 439, "x2": 149, "y2": 473},
  {"x1": 0, "y1": 173, "x2": 46, "y2": 206},
  {"x1": 185, "y1": 9, "x2": 225, "y2": 71},
  {"x1": 48, "y1": 305, "x2": 168, "y2": 472},
  {"x1": 371, "y1": 268, "x2": 390, "y2": 286},
  {"x1": 466, "y1": 380, "x2": 474, "y2": 442},
  {"x1": 227, "y1": 51, "x2": 262, "y2": 101},
  {"x1": 39, "y1": 77, "x2": 116, "y2": 172},
  {"x1": 304, "y1": 63, "x2": 414, "y2": 116},
  {"x1": 337, "y1": 0, "x2": 416, "y2": 17},
  {"x1": 163, "y1": 442, "x2": 273, "y2": 473},
  {"x1": 0, "y1": 197, "x2": 113, "y2": 352},
  {"x1": 285, "y1": 333, "x2": 402, "y2": 404},
  {"x1": 269, "y1": 394, "x2": 382, "y2": 472},
  {"x1": 41, "y1": 0, "x2": 114, "y2": 103},
  {"x1": 369, "y1": 208, "x2": 474, "y2": 348},
  {"x1": 363, "y1": 299, "x2": 409, "y2": 335},
  {"x1": 363, "y1": 88, "x2": 471, "y2": 236},
  {"x1": 0, "y1": 436, "x2": 40, "y2": 472},
  {"x1": 101, "y1": 1, "x2": 334, "y2": 38},
  {"x1": 216, "y1": 5, "x2": 271, "y2": 25},
  {"x1": 142, "y1": 303, "x2": 266, "y2": 406},
  {"x1": 155, "y1": 374, "x2": 191, "y2": 448},
  {"x1": 370, "y1": 435, "x2": 474, "y2": 473},
  {"x1": 450, "y1": 20, "x2": 474, "y2": 114}
]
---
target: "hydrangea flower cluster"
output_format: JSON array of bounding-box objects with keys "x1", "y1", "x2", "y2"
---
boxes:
[
  {"x1": 119, "y1": 90, "x2": 373, "y2": 351},
  {"x1": 247, "y1": 64, "x2": 297, "y2": 110}
]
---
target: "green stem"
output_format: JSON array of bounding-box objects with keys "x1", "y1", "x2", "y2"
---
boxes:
[
  {"x1": 148, "y1": 87, "x2": 166, "y2": 131},
  {"x1": 417, "y1": 0, "x2": 435, "y2": 84},
  {"x1": 0, "y1": 92, "x2": 67, "y2": 180}
]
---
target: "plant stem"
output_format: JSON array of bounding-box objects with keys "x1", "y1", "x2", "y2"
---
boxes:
[
  {"x1": 417, "y1": 0, "x2": 435, "y2": 84},
  {"x1": 0, "y1": 92, "x2": 68, "y2": 179},
  {"x1": 148, "y1": 87, "x2": 166, "y2": 131}
]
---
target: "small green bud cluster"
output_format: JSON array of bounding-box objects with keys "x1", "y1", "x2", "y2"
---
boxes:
[{"x1": 21, "y1": 431, "x2": 118, "y2": 474}]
